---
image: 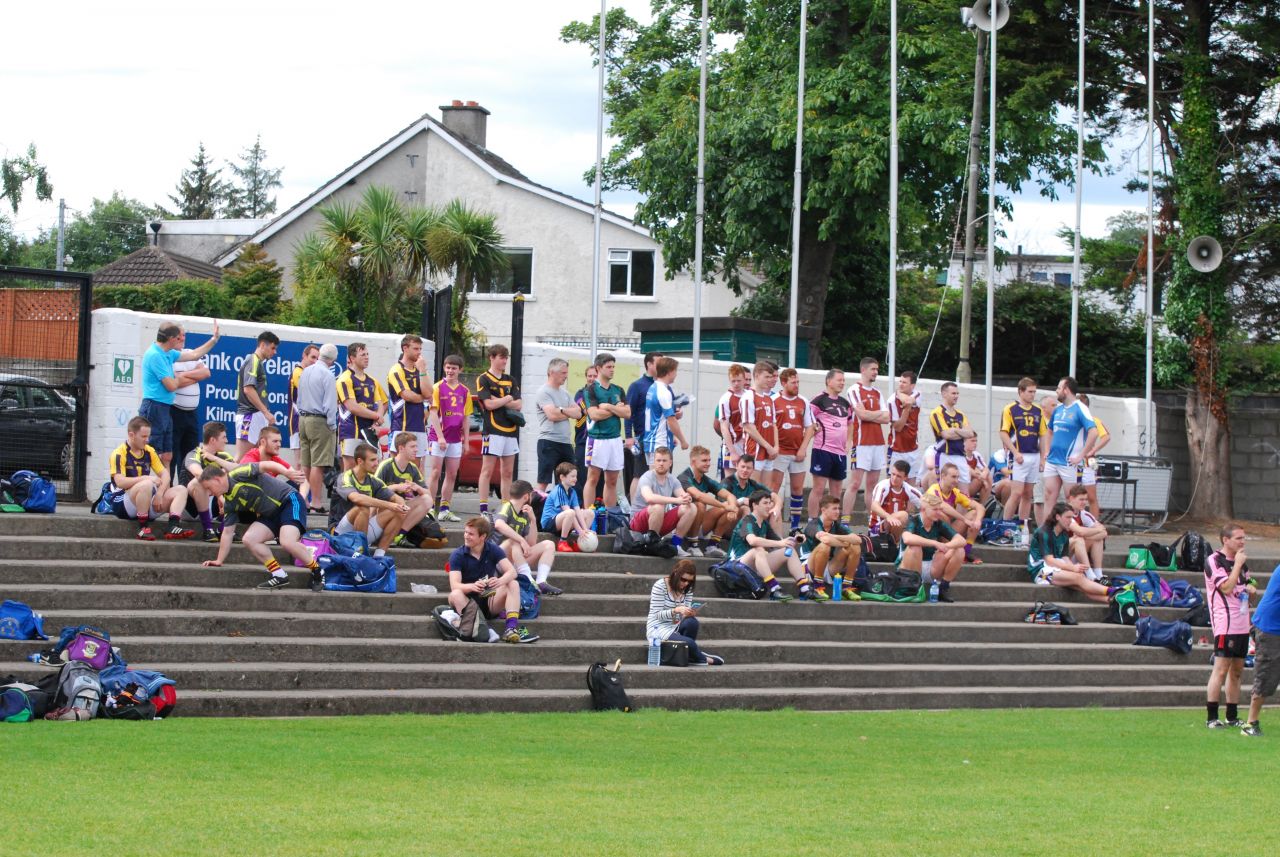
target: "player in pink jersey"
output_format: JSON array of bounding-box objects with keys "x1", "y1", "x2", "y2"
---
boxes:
[
  {"x1": 427, "y1": 353, "x2": 473, "y2": 522},
  {"x1": 1203, "y1": 523, "x2": 1258, "y2": 729},
  {"x1": 806, "y1": 368, "x2": 853, "y2": 520}
]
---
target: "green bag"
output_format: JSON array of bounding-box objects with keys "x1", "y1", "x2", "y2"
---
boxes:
[
  {"x1": 1125, "y1": 545, "x2": 1154, "y2": 570},
  {"x1": 859, "y1": 569, "x2": 928, "y2": 603}
]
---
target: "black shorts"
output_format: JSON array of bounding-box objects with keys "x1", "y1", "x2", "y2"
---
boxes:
[
  {"x1": 1214, "y1": 633, "x2": 1250, "y2": 659},
  {"x1": 471, "y1": 592, "x2": 505, "y2": 621},
  {"x1": 536, "y1": 439, "x2": 576, "y2": 485},
  {"x1": 246, "y1": 491, "x2": 306, "y2": 536}
]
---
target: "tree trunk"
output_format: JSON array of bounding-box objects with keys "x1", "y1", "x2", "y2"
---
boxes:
[
  {"x1": 1183, "y1": 389, "x2": 1232, "y2": 519},
  {"x1": 795, "y1": 215, "x2": 837, "y2": 369}
]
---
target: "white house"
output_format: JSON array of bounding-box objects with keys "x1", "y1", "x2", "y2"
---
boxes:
[{"x1": 214, "y1": 101, "x2": 744, "y2": 348}]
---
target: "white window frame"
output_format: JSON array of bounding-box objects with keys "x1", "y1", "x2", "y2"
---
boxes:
[
  {"x1": 471, "y1": 247, "x2": 535, "y2": 300},
  {"x1": 605, "y1": 248, "x2": 657, "y2": 300}
]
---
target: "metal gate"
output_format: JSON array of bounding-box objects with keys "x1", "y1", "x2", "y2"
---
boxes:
[{"x1": 0, "y1": 265, "x2": 92, "y2": 500}]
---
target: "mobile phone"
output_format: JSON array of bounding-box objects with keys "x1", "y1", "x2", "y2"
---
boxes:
[{"x1": 691, "y1": 601, "x2": 706, "y2": 611}]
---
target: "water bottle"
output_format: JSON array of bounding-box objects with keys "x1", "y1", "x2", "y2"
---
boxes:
[
  {"x1": 594, "y1": 506, "x2": 606, "y2": 533},
  {"x1": 784, "y1": 545, "x2": 793, "y2": 558},
  {"x1": 832, "y1": 573, "x2": 843, "y2": 602},
  {"x1": 1240, "y1": 589, "x2": 1250, "y2": 611},
  {"x1": 928, "y1": 580, "x2": 940, "y2": 603},
  {"x1": 1019, "y1": 520, "x2": 1030, "y2": 548},
  {"x1": 647, "y1": 637, "x2": 661, "y2": 667}
]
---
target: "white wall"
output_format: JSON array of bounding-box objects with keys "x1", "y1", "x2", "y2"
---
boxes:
[{"x1": 88, "y1": 308, "x2": 432, "y2": 483}]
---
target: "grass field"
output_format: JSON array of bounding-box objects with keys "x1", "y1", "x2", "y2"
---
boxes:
[{"x1": 6, "y1": 707, "x2": 1276, "y2": 855}]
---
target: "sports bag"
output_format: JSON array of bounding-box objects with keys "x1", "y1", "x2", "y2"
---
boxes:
[
  {"x1": 1023, "y1": 601, "x2": 1079, "y2": 626},
  {"x1": 1177, "y1": 530, "x2": 1208, "y2": 573},
  {"x1": 52, "y1": 660, "x2": 102, "y2": 719},
  {"x1": 601, "y1": 507, "x2": 630, "y2": 536},
  {"x1": 329, "y1": 531, "x2": 370, "y2": 558},
  {"x1": 1104, "y1": 587, "x2": 1139, "y2": 626},
  {"x1": 102, "y1": 684, "x2": 157, "y2": 720},
  {"x1": 65, "y1": 627, "x2": 113, "y2": 670},
  {"x1": 1124, "y1": 546, "x2": 1155, "y2": 571},
  {"x1": 979, "y1": 518, "x2": 1020, "y2": 545},
  {"x1": 294, "y1": 528, "x2": 336, "y2": 567},
  {"x1": 1, "y1": 686, "x2": 34, "y2": 722},
  {"x1": 100, "y1": 665, "x2": 178, "y2": 719},
  {"x1": 10, "y1": 470, "x2": 55, "y2": 513},
  {"x1": 867, "y1": 531, "x2": 898, "y2": 563},
  {"x1": 432, "y1": 601, "x2": 496, "y2": 643},
  {"x1": 406, "y1": 517, "x2": 449, "y2": 549},
  {"x1": 586, "y1": 660, "x2": 634, "y2": 712},
  {"x1": 1166, "y1": 579, "x2": 1204, "y2": 609},
  {"x1": 0, "y1": 600, "x2": 48, "y2": 640},
  {"x1": 709, "y1": 560, "x2": 766, "y2": 599},
  {"x1": 859, "y1": 569, "x2": 926, "y2": 603},
  {"x1": 1133, "y1": 616, "x2": 1193, "y2": 654},
  {"x1": 91, "y1": 481, "x2": 121, "y2": 515},
  {"x1": 1117, "y1": 571, "x2": 1171, "y2": 607},
  {"x1": 613, "y1": 526, "x2": 677, "y2": 559},
  {"x1": 1, "y1": 675, "x2": 54, "y2": 719},
  {"x1": 318, "y1": 554, "x2": 396, "y2": 593},
  {"x1": 518, "y1": 574, "x2": 541, "y2": 620},
  {"x1": 1182, "y1": 602, "x2": 1211, "y2": 627}
]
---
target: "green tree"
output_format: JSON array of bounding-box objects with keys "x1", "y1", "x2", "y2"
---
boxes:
[
  {"x1": 1057, "y1": 211, "x2": 1168, "y2": 314},
  {"x1": 225, "y1": 135, "x2": 283, "y2": 219},
  {"x1": 427, "y1": 199, "x2": 509, "y2": 354},
  {"x1": 563, "y1": 1, "x2": 1104, "y2": 366},
  {"x1": 18, "y1": 193, "x2": 157, "y2": 270},
  {"x1": 165, "y1": 143, "x2": 228, "y2": 219},
  {"x1": 1, "y1": 143, "x2": 52, "y2": 213},
  {"x1": 223, "y1": 242, "x2": 282, "y2": 321}
]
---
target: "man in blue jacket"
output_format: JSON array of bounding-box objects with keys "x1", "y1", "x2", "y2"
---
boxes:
[{"x1": 1244, "y1": 551, "x2": 1280, "y2": 737}]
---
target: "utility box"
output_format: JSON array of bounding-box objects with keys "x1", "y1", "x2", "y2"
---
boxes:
[{"x1": 633, "y1": 316, "x2": 817, "y2": 368}]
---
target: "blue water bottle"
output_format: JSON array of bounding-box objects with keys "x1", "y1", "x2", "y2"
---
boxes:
[
  {"x1": 593, "y1": 506, "x2": 605, "y2": 533},
  {"x1": 647, "y1": 637, "x2": 661, "y2": 667},
  {"x1": 832, "y1": 573, "x2": 843, "y2": 602},
  {"x1": 928, "y1": 580, "x2": 940, "y2": 603}
]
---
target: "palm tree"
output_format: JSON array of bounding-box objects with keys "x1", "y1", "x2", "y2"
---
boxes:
[{"x1": 427, "y1": 199, "x2": 509, "y2": 350}]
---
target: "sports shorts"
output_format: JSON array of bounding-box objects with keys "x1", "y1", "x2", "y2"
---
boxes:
[
  {"x1": 889, "y1": 448, "x2": 922, "y2": 481},
  {"x1": 430, "y1": 440, "x2": 463, "y2": 460},
  {"x1": 810, "y1": 449, "x2": 847, "y2": 482},
  {"x1": 586, "y1": 436, "x2": 625, "y2": 472},
  {"x1": 1253, "y1": 632, "x2": 1280, "y2": 698},
  {"x1": 938, "y1": 454, "x2": 970, "y2": 485},
  {"x1": 481, "y1": 434, "x2": 519, "y2": 458},
  {"x1": 773, "y1": 453, "x2": 808, "y2": 475},
  {"x1": 854, "y1": 444, "x2": 886, "y2": 473},
  {"x1": 237, "y1": 411, "x2": 270, "y2": 446},
  {"x1": 1214, "y1": 633, "x2": 1250, "y2": 659},
  {"x1": 1011, "y1": 451, "x2": 1041, "y2": 483}
]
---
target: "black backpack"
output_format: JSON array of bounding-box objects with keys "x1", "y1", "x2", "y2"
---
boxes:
[
  {"x1": 586, "y1": 660, "x2": 634, "y2": 712},
  {"x1": 1177, "y1": 531, "x2": 1208, "y2": 572},
  {"x1": 867, "y1": 532, "x2": 898, "y2": 563},
  {"x1": 1182, "y1": 602, "x2": 1211, "y2": 627},
  {"x1": 612, "y1": 527, "x2": 677, "y2": 559},
  {"x1": 1104, "y1": 589, "x2": 1139, "y2": 626},
  {"x1": 406, "y1": 517, "x2": 449, "y2": 549},
  {"x1": 709, "y1": 560, "x2": 766, "y2": 599}
]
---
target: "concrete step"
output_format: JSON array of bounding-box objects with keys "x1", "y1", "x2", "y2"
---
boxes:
[
  {"x1": 153, "y1": 684, "x2": 1211, "y2": 717},
  {"x1": 0, "y1": 660, "x2": 1225, "y2": 693},
  {"x1": 0, "y1": 635, "x2": 1197, "y2": 667}
]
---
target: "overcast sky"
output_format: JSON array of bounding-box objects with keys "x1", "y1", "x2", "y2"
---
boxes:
[{"x1": 4, "y1": 0, "x2": 1153, "y2": 256}]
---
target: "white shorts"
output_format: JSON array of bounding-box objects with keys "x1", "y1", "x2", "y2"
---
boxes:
[
  {"x1": 753, "y1": 457, "x2": 776, "y2": 473},
  {"x1": 586, "y1": 436, "x2": 625, "y2": 472},
  {"x1": 481, "y1": 434, "x2": 519, "y2": 458},
  {"x1": 1043, "y1": 461, "x2": 1082, "y2": 484},
  {"x1": 854, "y1": 444, "x2": 887, "y2": 473},
  {"x1": 1077, "y1": 464, "x2": 1097, "y2": 486},
  {"x1": 430, "y1": 440, "x2": 463, "y2": 460},
  {"x1": 237, "y1": 411, "x2": 269, "y2": 445},
  {"x1": 289, "y1": 432, "x2": 300, "y2": 449},
  {"x1": 341, "y1": 438, "x2": 376, "y2": 457},
  {"x1": 1031, "y1": 563, "x2": 1055, "y2": 585},
  {"x1": 391, "y1": 431, "x2": 429, "y2": 456},
  {"x1": 336, "y1": 511, "x2": 383, "y2": 544},
  {"x1": 773, "y1": 453, "x2": 808, "y2": 475},
  {"x1": 889, "y1": 448, "x2": 922, "y2": 480},
  {"x1": 1010, "y1": 451, "x2": 1041, "y2": 484},
  {"x1": 938, "y1": 453, "x2": 971, "y2": 485}
]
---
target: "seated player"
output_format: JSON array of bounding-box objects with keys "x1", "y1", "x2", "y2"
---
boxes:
[
  {"x1": 1065, "y1": 483, "x2": 1106, "y2": 580},
  {"x1": 926, "y1": 462, "x2": 985, "y2": 564},
  {"x1": 898, "y1": 493, "x2": 967, "y2": 602},
  {"x1": 801, "y1": 494, "x2": 859, "y2": 599},
  {"x1": 723, "y1": 454, "x2": 782, "y2": 527},
  {"x1": 240, "y1": 425, "x2": 307, "y2": 493},
  {"x1": 1027, "y1": 502, "x2": 1116, "y2": 603},
  {"x1": 541, "y1": 461, "x2": 594, "y2": 552},
  {"x1": 181, "y1": 420, "x2": 236, "y2": 542},
  {"x1": 109, "y1": 415, "x2": 194, "y2": 541},
  {"x1": 198, "y1": 461, "x2": 324, "y2": 591},
  {"x1": 445, "y1": 516, "x2": 538, "y2": 643},
  {"x1": 677, "y1": 445, "x2": 738, "y2": 559},
  {"x1": 629, "y1": 447, "x2": 697, "y2": 557},
  {"x1": 727, "y1": 490, "x2": 817, "y2": 602},
  {"x1": 374, "y1": 433, "x2": 436, "y2": 546},
  {"x1": 330, "y1": 442, "x2": 409, "y2": 557},
  {"x1": 491, "y1": 480, "x2": 561, "y2": 596},
  {"x1": 868, "y1": 459, "x2": 923, "y2": 546},
  {"x1": 987, "y1": 447, "x2": 1016, "y2": 512},
  {"x1": 962, "y1": 436, "x2": 992, "y2": 506}
]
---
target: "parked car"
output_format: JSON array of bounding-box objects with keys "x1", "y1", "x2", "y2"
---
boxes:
[{"x1": 0, "y1": 374, "x2": 76, "y2": 479}]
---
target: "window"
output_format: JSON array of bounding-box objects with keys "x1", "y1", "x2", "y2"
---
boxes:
[
  {"x1": 474, "y1": 248, "x2": 532, "y2": 295},
  {"x1": 1053, "y1": 272, "x2": 1072, "y2": 286},
  {"x1": 29, "y1": 386, "x2": 59, "y2": 410},
  {"x1": 1029, "y1": 271, "x2": 1049, "y2": 283},
  {"x1": 608, "y1": 249, "x2": 655, "y2": 297}
]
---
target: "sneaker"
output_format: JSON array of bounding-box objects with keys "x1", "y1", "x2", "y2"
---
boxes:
[
  {"x1": 674, "y1": 544, "x2": 692, "y2": 558},
  {"x1": 964, "y1": 554, "x2": 984, "y2": 565},
  {"x1": 391, "y1": 534, "x2": 411, "y2": 548},
  {"x1": 136, "y1": 525, "x2": 156, "y2": 541},
  {"x1": 164, "y1": 523, "x2": 196, "y2": 540},
  {"x1": 309, "y1": 570, "x2": 324, "y2": 593},
  {"x1": 1225, "y1": 719, "x2": 1246, "y2": 728},
  {"x1": 256, "y1": 574, "x2": 290, "y2": 590},
  {"x1": 937, "y1": 590, "x2": 955, "y2": 603},
  {"x1": 703, "y1": 544, "x2": 727, "y2": 560},
  {"x1": 438, "y1": 509, "x2": 461, "y2": 523},
  {"x1": 537, "y1": 582, "x2": 563, "y2": 596},
  {"x1": 842, "y1": 589, "x2": 862, "y2": 601},
  {"x1": 1207, "y1": 719, "x2": 1228, "y2": 729},
  {"x1": 514, "y1": 625, "x2": 540, "y2": 643},
  {"x1": 1241, "y1": 721, "x2": 1263, "y2": 737},
  {"x1": 201, "y1": 528, "x2": 221, "y2": 544},
  {"x1": 556, "y1": 539, "x2": 575, "y2": 553},
  {"x1": 804, "y1": 588, "x2": 831, "y2": 603},
  {"x1": 703, "y1": 653, "x2": 725, "y2": 666},
  {"x1": 687, "y1": 545, "x2": 705, "y2": 558},
  {"x1": 502, "y1": 629, "x2": 522, "y2": 643},
  {"x1": 768, "y1": 590, "x2": 794, "y2": 603}
]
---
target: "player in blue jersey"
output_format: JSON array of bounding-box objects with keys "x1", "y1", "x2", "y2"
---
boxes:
[{"x1": 1040, "y1": 377, "x2": 1098, "y2": 525}]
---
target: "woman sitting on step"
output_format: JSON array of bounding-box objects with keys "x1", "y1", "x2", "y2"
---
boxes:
[{"x1": 646, "y1": 559, "x2": 723, "y2": 666}]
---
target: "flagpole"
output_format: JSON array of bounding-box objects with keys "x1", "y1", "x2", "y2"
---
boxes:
[
  {"x1": 787, "y1": 0, "x2": 808, "y2": 370},
  {"x1": 1143, "y1": 0, "x2": 1154, "y2": 449},
  {"x1": 691, "y1": 0, "x2": 709, "y2": 446},
  {"x1": 887, "y1": 0, "x2": 898, "y2": 383},
  {"x1": 984, "y1": 6, "x2": 996, "y2": 456},
  {"x1": 1069, "y1": 0, "x2": 1084, "y2": 376},
  {"x1": 590, "y1": 0, "x2": 606, "y2": 361}
]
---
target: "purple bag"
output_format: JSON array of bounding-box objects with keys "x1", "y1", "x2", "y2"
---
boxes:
[
  {"x1": 66, "y1": 629, "x2": 112, "y2": 670},
  {"x1": 295, "y1": 529, "x2": 335, "y2": 568}
]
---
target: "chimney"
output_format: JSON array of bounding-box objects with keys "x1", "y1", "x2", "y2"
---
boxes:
[{"x1": 439, "y1": 100, "x2": 490, "y2": 149}]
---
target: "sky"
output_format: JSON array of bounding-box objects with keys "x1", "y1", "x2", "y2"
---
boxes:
[{"x1": 3, "y1": 0, "x2": 1155, "y2": 257}]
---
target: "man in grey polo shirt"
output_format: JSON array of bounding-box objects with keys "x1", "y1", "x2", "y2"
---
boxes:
[
  {"x1": 296, "y1": 343, "x2": 339, "y2": 512},
  {"x1": 535, "y1": 358, "x2": 582, "y2": 492}
]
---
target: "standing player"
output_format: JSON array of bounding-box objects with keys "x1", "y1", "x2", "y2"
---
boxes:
[
  {"x1": 336, "y1": 342, "x2": 388, "y2": 471},
  {"x1": 742, "y1": 361, "x2": 779, "y2": 481},
  {"x1": 1204, "y1": 524, "x2": 1256, "y2": 729},
  {"x1": 235, "y1": 331, "x2": 280, "y2": 459},
  {"x1": 287, "y1": 344, "x2": 319, "y2": 450},
  {"x1": 1040, "y1": 377, "x2": 1098, "y2": 524},
  {"x1": 642, "y1": 356, "x2": 689, "y2": 459},
  {"x1": 887, "y1": 369, "x2": 922, "y2": 485},
  {"x1": 845, "y1": 357, "x2": 889, "y2": 524},
  {"x1": 928, "y1": 381, "x2": 975, "y2": 496},
  {"x1": 572, "y1": 363, "x2": 598, "y2": 490},
  {"x1": 807, "y1": 368, "x2": 853, "y2": 521},
  {"x1": 427, "y1": 353, "x2": 472, "y2": 523},
  {"x1": 715, "y1": 364, "x2": 750, "y2": 479},
  {"x1": 475, "y1": 344, "x2": 522, "y2": 514},
  {"x1": 581, "y1": 352, "x2": 631, "y2": 510},
  {"x1": 770, "y1": 367, "x2": 814, "y2": 531},
  {"x1": 387, "y1": 334, "x2": 430, "y2": 474},
  {"x1": 998, "y1": 377, "x2": 1047, "y2": 525}
]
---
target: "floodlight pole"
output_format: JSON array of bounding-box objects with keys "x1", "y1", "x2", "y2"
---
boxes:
[{"x1": 1143, "y1": 0, "x2": 1154, "y2": 450}]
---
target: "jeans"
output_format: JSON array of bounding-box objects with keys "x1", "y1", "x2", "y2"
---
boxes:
[{"x1": 668, "y1": 616, "x2": 705, "y2": 664}]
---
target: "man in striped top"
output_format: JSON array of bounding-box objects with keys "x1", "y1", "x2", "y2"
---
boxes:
[
  {"x1": 887, "y1": 370, "x2": 922, "y2": 485},
  {"x1": 846, "y1": 357, "x2": 890, "y2": 525},
  {"x1": 642, "y1": 356, "x2": 688, "y2": 458},
  {"x1": 928, "y1": 381, "x2": 976, "y2": 495},
  {"x1": 387, "y1": 334, "x2": 430, "y2": 474},
  {"x1": 715, "y1": 364, "x2": 750, "y2": 478},
  {"x1": 109, "y1": 415, "x2": 194, "y2": 541},
  {"x1": 337, "y1": 342, "x2": 388, "y2": 471}
]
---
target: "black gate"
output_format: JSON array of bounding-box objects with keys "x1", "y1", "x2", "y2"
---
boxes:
[{"x1": 0, "y1": 265, "x2": 92, "y2": 500}]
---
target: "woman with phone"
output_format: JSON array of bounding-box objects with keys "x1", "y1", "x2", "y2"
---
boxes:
[{"x1": 645, "y1": 559, "x2": 724, "y2": 666}]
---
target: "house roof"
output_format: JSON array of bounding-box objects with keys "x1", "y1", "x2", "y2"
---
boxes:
[
  {"x1": 216, "y1": 111, "x2": 648, "y2": 267},
  {"x1": 94, "y1": 245, "x2": 224, "y2": 285}
]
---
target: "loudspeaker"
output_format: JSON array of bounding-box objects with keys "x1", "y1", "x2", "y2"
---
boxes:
[
  {"x1": 1186, "y1": 235, "x2": 1222, "y2": 273},
  {"x1": 971, "y1": 0, "x2": 1010, "y2": 32}
]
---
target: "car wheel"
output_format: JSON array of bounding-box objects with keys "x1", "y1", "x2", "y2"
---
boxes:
[{"x1": 60, "y1": 441, "x2": 73, "y2": 479}]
